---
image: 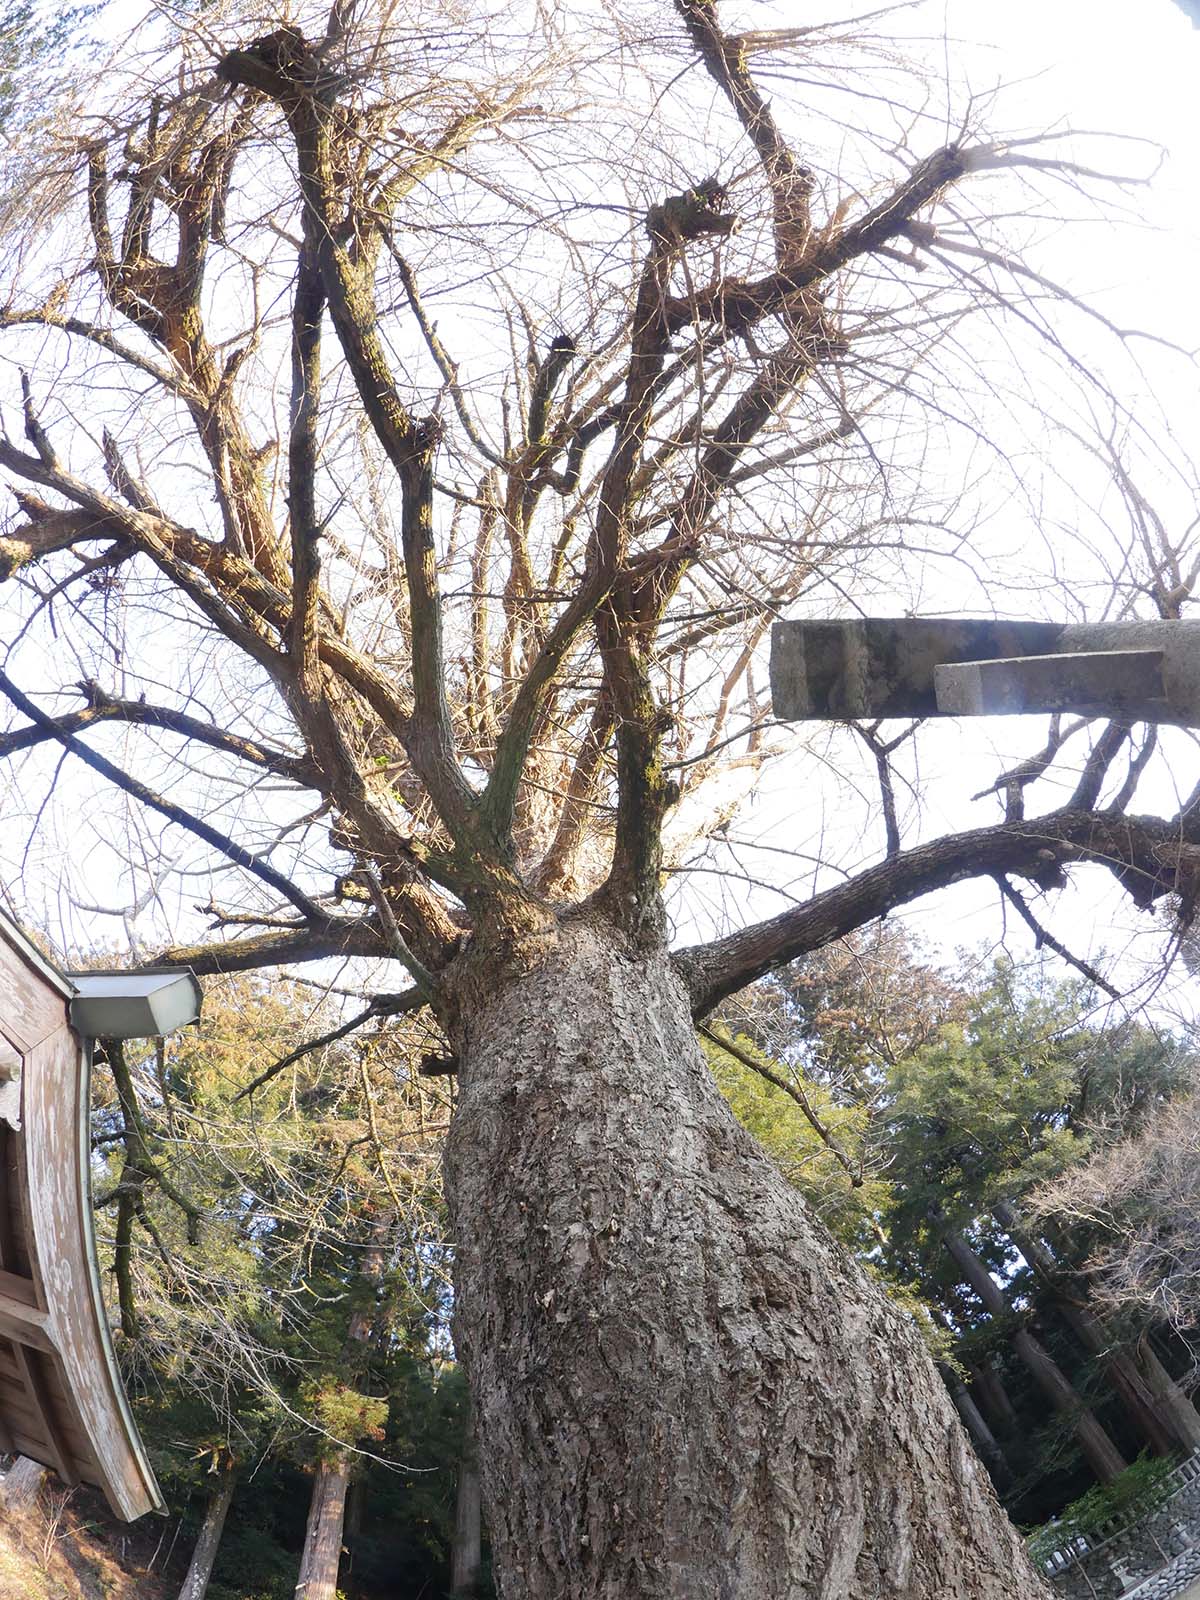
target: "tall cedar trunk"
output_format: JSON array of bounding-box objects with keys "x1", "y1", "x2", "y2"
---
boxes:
[
  {"x1": 971, "y1": 1362, "x2": 1020, "y2": 1435},
  {"x1": 929, "y1": 1306, "x2": 1011, "y2": 1485},
  {"x1": 295, "y1": 1213, "x2": 392, "y2": 1599},
  {"x1": 444, "y1": 918, "x2": 1051, "y2": 1599},
  {"x1": 992, "y1": 1202, "x2": 1176, "y2": 1457},
  {"x1": 451, "y1": 1412, "x2": 483, "y2": 1597},
  {"x1": 344, "y1": 1476, "x2": 365, "y2": 1539},
  {"x1": 1135, "y1": 1341, "x2": 1200, "y2": 1453},
  {"x1": 997, "y1": 1204, "x2": 1200, "y2": 1456},
  {"x1": 177, "y1": 1469, "x2": 237, "y2": 1600},
  {"x1": 939, "y1": 1362, "x2": 1012, "y2": 1487},
  {"x1": 1, "y1": 1454, "x2": 46, "y2": 1508},
  {"x1": 940, "y1": 1225, "x2": 1128, "y2": 1483},
  {"x1": 295, "y1": 1458, "x2": 352, "y2": 1600}
]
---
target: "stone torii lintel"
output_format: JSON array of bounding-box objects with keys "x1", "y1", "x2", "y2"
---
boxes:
[{"x1": 769, "y1": 618, "x2": 1200, "y2": 726}]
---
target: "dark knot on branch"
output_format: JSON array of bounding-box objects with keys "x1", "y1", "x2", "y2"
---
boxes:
[
  {"x1": 217, "y1": 27, "x2": 347, "y2": 106},
  {"x1": 646, "y1": 180, "x2": 738, "y2": 245}
]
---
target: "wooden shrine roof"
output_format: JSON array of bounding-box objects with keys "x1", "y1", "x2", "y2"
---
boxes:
[{"x1": 0, "y1": 912, "x2": 162, "y2": 1520}]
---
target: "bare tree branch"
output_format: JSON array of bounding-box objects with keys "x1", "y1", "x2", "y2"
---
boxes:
[
  {"x1": 155, "y1": 921, "x2": 388, "y2": 974},
  {"x1": 0, "y1": 668, "x2": 326, "y2": 922},
  {"x1": 699, "y1": 1023, "x2": 862, "y2": 1185},
  {"x1": 995, "y1": 876, "x2": 1120, "y2": 999},
  {"x1": 676, "y1": 808, "x2": 1196, "y2": 1017},
  {"x1": 0, "y1": 680, "x2": 321, "y2": 786}
]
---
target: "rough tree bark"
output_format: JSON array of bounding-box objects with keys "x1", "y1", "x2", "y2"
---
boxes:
[
  {"x1": 940, "y1": 1224, "x2": 1127, "y2": 1484},
  {"x1": 445, "y1": 918, "x2": 1051, "y2": 1599},
  {"x1": 177, "y1": 1467, "x2": 237, "y2": 1600}
]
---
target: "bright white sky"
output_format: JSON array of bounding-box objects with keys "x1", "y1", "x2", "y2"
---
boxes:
[
  {"x1": 2, "y1": 0, "x2": 1198, "y2": 1027},
  {"x1": 669, "y1": 0, "x2": 1200, "y2": 1023}
]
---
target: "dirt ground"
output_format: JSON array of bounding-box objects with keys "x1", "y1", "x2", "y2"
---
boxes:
[{"x1": 0, "y1": 1482, "x2": 172, "y2": 1600}]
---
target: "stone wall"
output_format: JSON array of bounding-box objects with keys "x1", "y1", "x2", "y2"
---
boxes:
[
  {"x1": 1126, "y1": 1545, "x2": 1200, "y2": 1600},
  {"x1": 1048, "y1": 1468, "x2": 1200, "y2": 1600}
]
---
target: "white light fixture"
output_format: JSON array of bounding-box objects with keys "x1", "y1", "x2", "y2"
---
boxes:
[{"x1": 66, "y1": 971, "x2": 203, "y2": 1040}]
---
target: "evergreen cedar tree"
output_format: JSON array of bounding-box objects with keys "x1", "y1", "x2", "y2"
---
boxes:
[{"x1": 0, "y1": 2, "x2": 1196, "y2": 1595}]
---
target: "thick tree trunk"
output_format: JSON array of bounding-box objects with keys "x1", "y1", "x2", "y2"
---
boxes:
[
  {"x1": 450, "y1": 1413, "x2": 483, "y2": 1598},
  {"x1": 444, "y1": 917, "x2": 1050, "y2": 1599},
  {"x1": 940, "y1": 1225, "x2": 1127, "y2": 1484},
  {"x1": 1, "y1": 1454, "x2": 46, "y2": 1508},
  {"x1": 295, "y1": 1458, "x2": 352, "y2": 1600},
  {"x1": 177, "y1": 1469, "x2": 237, "y2": 1600}
]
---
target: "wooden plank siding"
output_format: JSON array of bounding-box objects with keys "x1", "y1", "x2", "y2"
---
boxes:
[
  {"x1": 0, "y1": 1345, "x2": 101, "y2": 1470},
  {"x1": 0, "y1": 914, "x2": 163, "y2": 1520},
  {"x1": 0, "y1": 927, "x2": 68, "y2": 1053}
]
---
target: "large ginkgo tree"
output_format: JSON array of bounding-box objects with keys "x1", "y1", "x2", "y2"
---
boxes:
[{"x1": 0, "y1": 1, "x2": 1196, "y2": 1594}]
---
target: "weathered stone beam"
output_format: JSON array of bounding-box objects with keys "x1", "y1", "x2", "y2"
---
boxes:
[
  {"x1": 770, "y1": 619, "x2": 1060, "y2": 719},
  {"x1": 934, "y1": 650, "x2": 1166, "y2": 719},
  {"x1": 769, "y1": 618, "x2": 1200, "y2": 725}
]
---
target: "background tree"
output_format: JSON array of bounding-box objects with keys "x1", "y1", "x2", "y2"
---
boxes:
[
  {"x1": 89, "y1": 972, "x2": 460, "y2": 1600},
  {"x1": 1031, "y1": 1085, "x2": 1200, "y2": 1339},
  {"x1": 0, "y1": 0, "x2": 103, "y2": 132},
  {"x1": 716, "y1": 937, "x2": 1200, "y2": 1526},
  {"x1": 0, "y1": 0, "x2": 1197, "y2": 1594}
]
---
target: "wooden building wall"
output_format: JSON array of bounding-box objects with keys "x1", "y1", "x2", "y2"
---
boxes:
[{"x1": 0, "y1": 916, "x2": 161, "y2": 1519}]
